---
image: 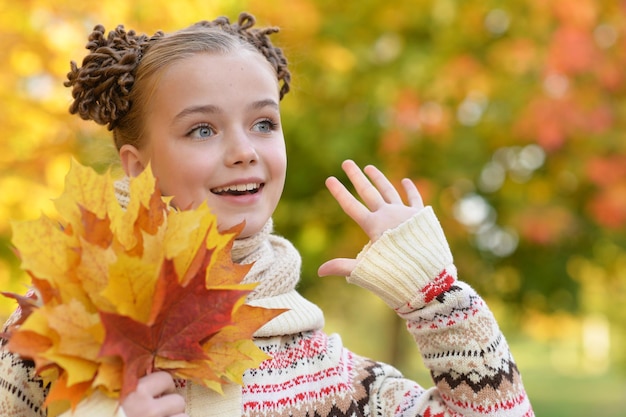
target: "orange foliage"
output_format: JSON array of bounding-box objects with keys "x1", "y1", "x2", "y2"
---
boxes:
[{"x1": 516, "y1": 206, "x2": 575, "y2": 245}]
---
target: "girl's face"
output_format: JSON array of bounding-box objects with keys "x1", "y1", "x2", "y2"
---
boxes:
[{"x1": 120, "y1": 50, "x2": 286, "y2": 238}]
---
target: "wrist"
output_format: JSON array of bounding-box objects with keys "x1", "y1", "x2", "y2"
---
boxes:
[{"x1": 347, "y1": 207, "x2": 455, "y2": 309}]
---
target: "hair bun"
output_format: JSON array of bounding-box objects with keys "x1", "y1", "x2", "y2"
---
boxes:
[{"x1": 65, "y1": 24, "x2": 162, "y2": 130}]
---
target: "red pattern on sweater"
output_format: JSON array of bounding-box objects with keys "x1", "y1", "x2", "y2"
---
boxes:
[
  {"x1": 244, "y1": 333, "x2": 354, "y2": 411},
  {"x1": 442, "y1": 391, "x2": 531, "y2": 414},
  {"x1": 421, "y1": 270, "x2": 455, "y2": 303}
]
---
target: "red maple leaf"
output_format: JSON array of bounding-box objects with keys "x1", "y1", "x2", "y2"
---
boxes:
[{"x1": 99, "y1": 244, "x2": 252, "y2": 399}]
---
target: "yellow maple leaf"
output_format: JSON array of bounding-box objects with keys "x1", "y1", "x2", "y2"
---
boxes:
[
  {"x1": 75, "y1": 239, "x2": 116, "y2": 313},
  {"x1": 91, "y1": 356, "x2": 123, "y2": 394},
  {"x1": 11, "y1": 216, "x2": 78, "y2": 288},
  {"x1": 54, "y1": 160, "x2": 118, "y2": 225},
  {"x1": 101, "y1": 253, "x2": 160, "y2": 323},
  {"x1": 164, "y1": 204, "x2": 216, "y2": 282},
  {"x1": 110, "y1": 163, "x2": 166, "y2": 252}
]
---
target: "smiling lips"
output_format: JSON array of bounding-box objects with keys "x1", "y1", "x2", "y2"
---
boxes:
[{"x1": 211, "y1": 183, "x2": 263, "y2": 196}]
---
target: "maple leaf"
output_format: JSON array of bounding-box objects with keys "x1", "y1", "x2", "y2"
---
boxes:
[
  {"x1": 2, "y1": 160, "x2": 287, "y2": 413},
  {"x1": 155, "y1": 299, "x2": 286, "y2": 392},
  {"x1": 6, "y1": 307, "x2": 58, "y2": 374},
  {"x1": 45, "y1": 372, "x2": 94, "y2": 413},
  {"x1": 100, "y1": 252, "x2": 161, "y2": 322},
  {"x1": 98, "y1": 224, "x2": 258, "y2": 399},
  {"x1": 43, "y1": 300, "x2": 104, "y2": 384},
  {"x1": 53, "y1": 160, "x2": 118, "y2": 224},
  {"x1": 10, "y1": 215, "x2": 79, "y2": 292},
  {"x1": 0, "y1": 290, "x2": 39, "y2": 330},
  {"x1": 198, "y1": 303, "x2": 286, "y2": 386}
]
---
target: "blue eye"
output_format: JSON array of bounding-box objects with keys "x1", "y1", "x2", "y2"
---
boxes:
[
  {"x1": 253, "y1": 119, "x2": 278, "y2": 133},
  {"x1": 188, "y1": 124, "x2": 215, "y2": 139},
  {"x1": 198, "y1": 126, "x2": 212, "y2": 137}
]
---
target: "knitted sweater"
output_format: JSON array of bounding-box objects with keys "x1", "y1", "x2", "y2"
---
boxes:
[{"x1": 0, "y1": 207, "x2": 534, "y2": 417}]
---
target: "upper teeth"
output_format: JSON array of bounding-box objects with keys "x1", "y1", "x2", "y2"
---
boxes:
[{"x1": 213, "y1": 183, "x2": 260, "y2": 193}]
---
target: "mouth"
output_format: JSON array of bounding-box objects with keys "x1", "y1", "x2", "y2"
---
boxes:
[{"x1": 211, "y1": 183, "x2": 263, "y2": 196}]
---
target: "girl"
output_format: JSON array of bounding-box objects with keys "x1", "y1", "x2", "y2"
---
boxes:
[{"x1": 1, "y1": 12, "x2": 534, "y2": 417}]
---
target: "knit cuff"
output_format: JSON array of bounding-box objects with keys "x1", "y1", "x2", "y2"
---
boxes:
[{"x1": 347, "y1": 207, "x2": 454, "y2": 310}]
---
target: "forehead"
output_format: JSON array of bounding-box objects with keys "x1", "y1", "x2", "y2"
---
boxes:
[
  {"x1": 145, "y1": 50, "x2": 280, "y2": 120},
  {"x1": 161, "y1": 49, "x2": 278, "y2": 88}
]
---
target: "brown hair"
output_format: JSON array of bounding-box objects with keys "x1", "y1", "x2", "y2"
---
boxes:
[{"x1": 64, "y1": 12, "x2": 290, "y2": 150}]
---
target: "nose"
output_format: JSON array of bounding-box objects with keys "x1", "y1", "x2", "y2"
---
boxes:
[{"x1": 224, "y1": 131, "x2": 258, "y2": 166}]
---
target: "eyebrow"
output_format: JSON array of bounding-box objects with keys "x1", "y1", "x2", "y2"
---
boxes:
[
  {"x1": 249, "y1": 99, "x2": 279, "y2": 111},
  {"x1": 174, "y1": 99, "x2": 279, "y2": 120},
  {"x1": 174, "y1": 104, "x2": 220, "y2": 120}
]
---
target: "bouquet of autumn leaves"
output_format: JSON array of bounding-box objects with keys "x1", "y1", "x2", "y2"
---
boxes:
[{"x1": 1, "y1": 161, "x2": 285, "y2": 415}]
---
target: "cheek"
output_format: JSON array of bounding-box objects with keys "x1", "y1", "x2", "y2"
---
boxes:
[
  {"x1": 269, "y1": 144, "x2": 287, "y2": 177},
  {"x1": 152, "y1": 148, "x2": 210, "y2": 179},
  {"x1": 278, "y1": 154, "x2": 288, "y2": 184},
  {"x1": 269, "y1": 156, "x2": 287, "y2": 205},
  {"x1": 151, "y1": 155, "x2": 202, "y2": 200}
]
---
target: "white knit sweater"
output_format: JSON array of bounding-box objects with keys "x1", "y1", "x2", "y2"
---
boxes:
[{"x1": 1, "y1": 208, "x2": 534, "y2": 417}]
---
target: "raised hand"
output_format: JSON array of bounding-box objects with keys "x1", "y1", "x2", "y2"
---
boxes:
[
  {"x1": 121, "y1": 371, "x2": 188, "y2": 417},
  {"x1": 318, "y1": 160, "x2": 425, "y2": 278}
]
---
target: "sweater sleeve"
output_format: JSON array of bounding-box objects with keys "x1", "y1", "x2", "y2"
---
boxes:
[
  {"x1": 1, "y1": 309, "x2": 48, "y2": 417},
  {"x1": 0, "y1": 348, "x2": 47, "y2": 417},
  {"x1": 348, "y1": 207, "x2": 534, "y2": 417}
]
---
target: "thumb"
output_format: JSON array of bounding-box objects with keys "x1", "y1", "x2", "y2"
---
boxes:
[{"x1": 318, "y1": 258, "x2": 358, "y2": 278}]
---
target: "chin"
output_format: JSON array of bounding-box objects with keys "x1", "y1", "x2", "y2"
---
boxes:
[
  {"x1": 239, "y1": 222, "x2": 265, "y2": 239},
  {"x1": 218, "y1": 217, "x2": 266, "y2": 239}
]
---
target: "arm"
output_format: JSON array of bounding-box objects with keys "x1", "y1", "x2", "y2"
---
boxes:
[
  {"x1": 319, "y1": 160, "x2": 533, "y2": 416},
  {"x1": 0, "y1": 349, "x2": 47, "y2": 417},
  {"x1": 1, "y1": 311, "x2": 48, "y2": 417}
]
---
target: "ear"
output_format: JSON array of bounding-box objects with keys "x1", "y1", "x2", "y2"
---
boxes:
[{"x1": 119, "y1": 144, "x2": 146, "y2": 177}]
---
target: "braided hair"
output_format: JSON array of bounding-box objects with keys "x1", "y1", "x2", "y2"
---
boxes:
[{"x1": 65, "y1": 12, "x2": 291, "y2": 150}]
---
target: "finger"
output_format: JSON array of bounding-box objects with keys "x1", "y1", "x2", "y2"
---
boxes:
[
  {"x1": 325, "y1": 176, "x2": 370, "y2": 226},
  {"x1": 318, "y1": 258, "x2": 358, "y2": 277},
  {"x1": 401, "y1": 178, "x2": 424, "y2": 208},
  {"x1": 154, "y1": 394, "x2": 186, "y2": 416},
  {"x1": 341, "y1": 160, "x2": 386, "y2": 210},
  {"x1": 363, "y1": 164, "x2": 403, "y2": 204},
  {"x1": 122, "y1": 390, "x2": 186, "y2": 417},
  {"x1": 138, "y1": 371, "x2": 177, "y2": 396}
]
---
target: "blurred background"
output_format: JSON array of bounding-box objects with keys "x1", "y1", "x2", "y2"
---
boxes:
[{"x1": 1, "y1": 0, "x2": 625, "y2": 415}]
